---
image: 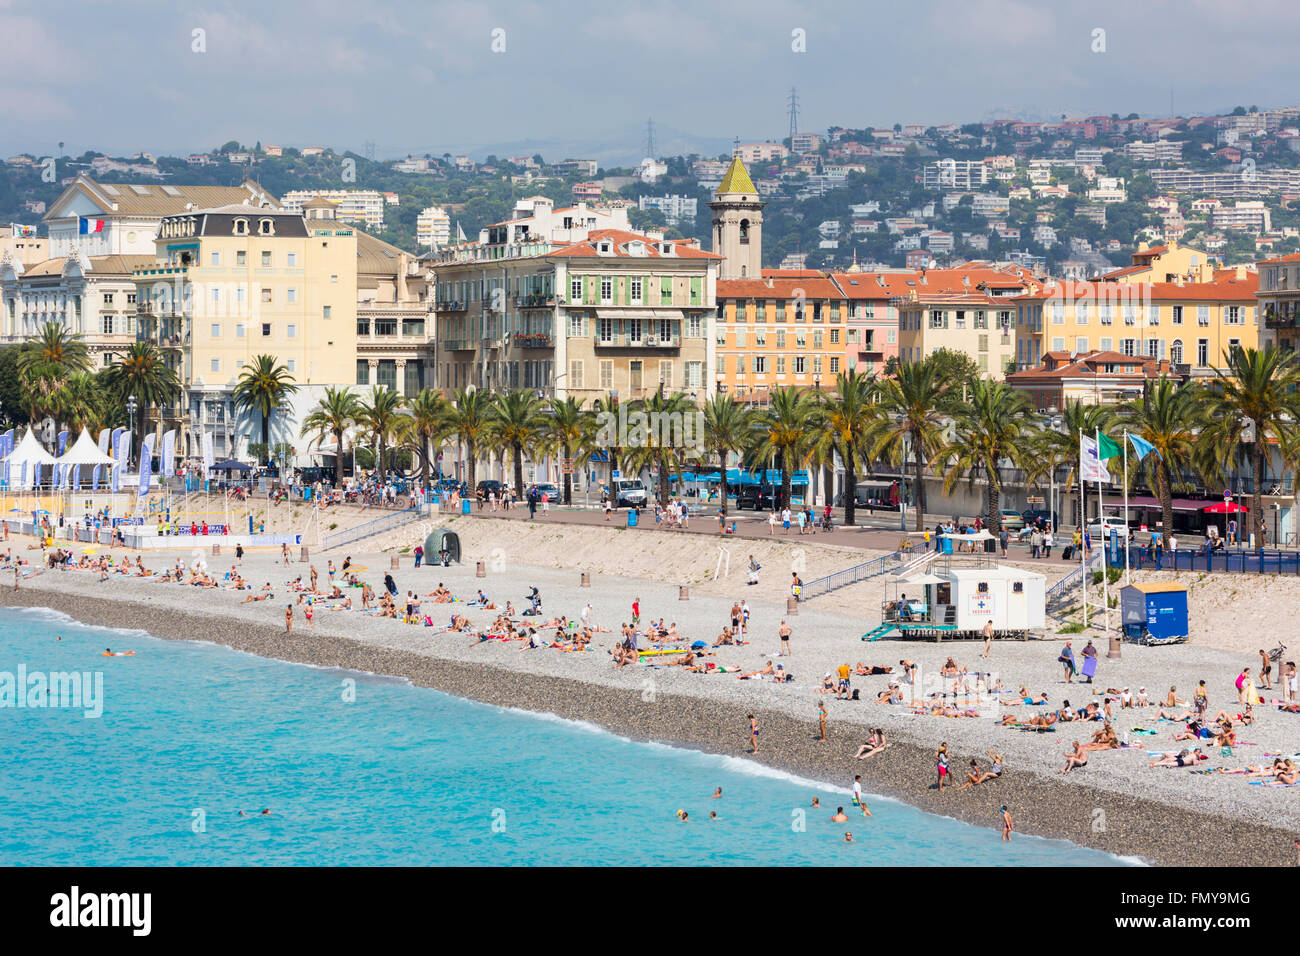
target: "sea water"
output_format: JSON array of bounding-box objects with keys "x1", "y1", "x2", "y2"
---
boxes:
[{"x1": 0, "y1": 609, "x2": 1128, "y2": 866}]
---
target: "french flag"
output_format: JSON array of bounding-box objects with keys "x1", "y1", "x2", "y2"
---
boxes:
[{"x1": 78, "y1": 216, "x2": 106, "y2": 234}]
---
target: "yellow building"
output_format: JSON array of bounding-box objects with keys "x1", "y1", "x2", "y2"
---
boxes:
[
  {"x1": 133, "y1": 203, "x2": 358, "y2": 460},
  {"x1": 1101, "y1": 240, "x2": 1213, "y2": 283},
  {"x1": 1028, "y1": 271, "x2": 1258, "y2": 377},
  {"x1": 895, "y1": 289, "x2": 1021, "y2": 379},
  {"x1": 714, "y1": 274, "x2": 847, "y2": 402}
]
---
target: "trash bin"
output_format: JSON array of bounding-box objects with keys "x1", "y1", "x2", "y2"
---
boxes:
[
  {"x1": 461, "y1": 499, "x2": 471, "y2": 515},
  {"x1": 627, "y1": 510, "x2": 638, "y2": 528}
]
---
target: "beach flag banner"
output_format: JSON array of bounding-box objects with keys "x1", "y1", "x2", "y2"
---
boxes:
[
  {"x1": 78, "y1": 217, "x2": 107, "y2": 235},
  {"x1": 160, "y1": 429, "x2": 176, "y2": 477},
  {"x1": 138, "y1": 433, "x2": 156, "y2": 495},
  {"x1": 19, "y1": 461, "x2": 27, "y2": 490},
  {"x1": 92, "y1": 465, "x2": 100, "y2": 491},
  {"x1": 202, "y1": 431, "x2": 215, "y2": 474},
  {"x1": 97, "y1": 428, "x2": 112, "y2": 456},
  {"x1": 1128, "y1": 433, "x2": 1158, "y2": 461},
  {"x1": 57, "y1": 430, "x2": 69, "y2": 456},
  {"x1": 1097, "y1": 432, "x2": 1122, "y2": 461},
  {"x1": 111, "y1": 458, "x2": 121, "y2": 493},
  {"x1": 110, "y1": 427, "x2": 124, "y2": 461},
  {"x1": 11, "y1": 224, "x2": 36, "y2": 238},
  {"x1": 0, "y1": 428, "x2": 13, "y2": 457},
  {"x1": 1080, "y1": 434, "x2": 1110, "y2": 483}
]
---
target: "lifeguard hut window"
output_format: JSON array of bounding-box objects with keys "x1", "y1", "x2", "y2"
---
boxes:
[
  {"x1": 1013, "y1": 582, "x2": 1024, "y2": 593},
  {"x1": 977, "y1": 582, "x2": 989, "y2": 593}
]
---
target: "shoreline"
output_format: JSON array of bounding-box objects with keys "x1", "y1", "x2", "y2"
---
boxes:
[{"x1": 4, "y1": 586, "x2": 1292, "y2": 866}]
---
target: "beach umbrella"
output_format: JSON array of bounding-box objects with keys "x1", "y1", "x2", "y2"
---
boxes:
[{"x1": 1202, "y1": 501, "x2": 1248, "y2": 513}]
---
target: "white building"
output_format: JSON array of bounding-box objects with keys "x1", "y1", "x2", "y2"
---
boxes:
[
  {"x1": 1087, "y1": 177, "x2": 1128, "y2": 203},
  {"x1": 416, "y1": 205, "x2": 452, "y2": 247},
  {"x1": 923, "y1": 159, "x2": 990, "y2": 191},
  {"x1": 1213, "y1": 201, "x2": 1271, "y2": 234},
  {"x1": 638, "y1": 194, "x2": 698, "y2": 225},
  {"x1": 281, "y1": 189, "x2": 386, "y2": 228},
  {"x1": 637, "y1": 158, "x2": 668, "y2": 184}
]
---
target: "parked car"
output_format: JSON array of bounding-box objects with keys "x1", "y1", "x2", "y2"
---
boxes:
[
  {"x1": 736, "y1": 483, "x2": 780, "y2": 511},
  {"x1": 1087, "y1": 517, "x2": 1129, "y2": 542},
  {"x1": 998, "y1": 510, "x2": 1026, "y2": 532},
  {"x1": 530, "y1": 482, "x2": 560, "y2": 501},
  {"x1": 1021, "y1": 509, "x2": 1059, "y2": 529}
]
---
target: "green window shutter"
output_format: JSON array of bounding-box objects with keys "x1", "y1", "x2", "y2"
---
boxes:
[
  {"x1": 942, "y1": 312, "x2": 949, "y2": 329},
  {"x1": 623, "y1": 276, "x2": 631, "y2": 305},
  {"x1": 690, "y1": 275, "x2": 701, "y2": 304}
]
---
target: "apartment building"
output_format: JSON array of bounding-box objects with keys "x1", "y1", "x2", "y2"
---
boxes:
[
  {"x1": 131, "y1": 204, "x2": 359, "y2": 460},
  {"x1": 790, "y1": 133, "x2": 823, "y2": 155},
  {"x1": 1028, "y1": 272, "x2": 1259, "y2": 378},
  {"x1": 1007, "y1": 350, "x2": 1167, "y2": 411},
  {"x1": 1150, "y1": 167, "x2": 1300, "y2": 198},
  {"x1": 734, "y1": 142, "x2": 788, "y2": 165},
  {"x1": 1256, "y1": 251, "x2": 1300, "y2": 351},
  {"x1": 1213, "y1": 201, "x2": 1272, "y2": 234},
  {"x1": 923, "y1": 159, "x2": 990, "y2": 191},
  {"x1": 416, "y1": 205, "x2": 451, "y2": 248},
  {"x1": 0, "y1": 229, "x2": 49, "y2": 267},
  {"x1": 830, "y1": 269, "x2": 905, "y2": 374},
  {"x1": 895, "y1": 289, "x2": 1020, "y2": 379},
  {"x1": 1101, "y1": 241, "x2": 1212, "y2": 283},
  {"x1": 428, "y1": 197, "x2": 717, "y2": 405},
  {"x1": 1124, "y1": 140, "x2": 1184, "y2": 162},
  {"x1": 280, "y1": 189, "x2": 386, "y2": 228},
  {"x1": 0, "y1": 176, "x2": 279, "y2": 369},
  {"x1": 638, "y1": 194, "x2": 698, "y2": 225}
]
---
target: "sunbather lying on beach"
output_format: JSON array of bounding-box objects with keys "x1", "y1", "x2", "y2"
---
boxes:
[
  {"x1": 1149, "y1": 748, "x2": 1206, "y2": 768},
  {"x1": 241, "y1": 592, "x2": 274, "y2": 603},
  {"x1": 854, "y1": 663, "x2": 893, "y2": 676},
  {"x1": 854, "y1": 729, "x2": 887, "y2": 759},
  {"x1": 1081, "y1": 723, "x2": 1119, "y2": 751}
]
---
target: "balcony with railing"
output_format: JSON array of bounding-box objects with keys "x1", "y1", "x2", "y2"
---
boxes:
[
  {"x1": 441, "y1": 339, "x2": 474, "y2": 351},
  {"x1": 136, "y1": 315, "x2": 191, "y2": 349},
  {"x1": 511, "y1": 331, "x2": 554, "y2": 349},
  {"x1": 433, "y1": 299, "x2": 467, "y2": 313},
  {"x1": 594, "y1": 333, "x2": 682, "y2": 349},
  {"x1": 515, "y1": 293, "x2": 556, "y2": 309}
]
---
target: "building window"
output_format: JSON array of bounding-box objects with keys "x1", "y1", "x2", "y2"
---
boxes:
[
  {"x1": 813, "y1": 356, "x2": 823, "y2": 375},
  {"x1": 1121, "y1": 338, "x2": 1137, "y2": 357},
  {"x1": 210, "y1": 252, "x2": 220, "y2": 266},
  {"x1": 813, "y1": 331, "x2": 823, "y2": 349},
  {"x1": 794, "y1": 356, "x2": 807, "y2": 374},
  {"x1": 103, "y1": 293, "x2": 113, "y2": 305},
  {"x1": 686, "y1": 361, "x2": 702, "y2": 387},
  {"x1": 659, "y1": 360, "x2": 672, "y2": 388},
  {"x1": 630, "y1": 277, "x2": 643, "y2": 304},
  {"x1": 210, "y1": 358, "x2": 220, "y2": 372},
  {"x1": 1099, "y1": 337, "x2": 1113, "y2": 352},
  {"x1": 755, "y1": 328, "x2": 766, "y2": 347},
  {"x1": 259, "y1": 219, "x2": 274, "y2": 236},
  {"x1": 1226, "y1": 305, "x2": 1241, "y2": 325},
  {"x1": 569, "y1": 313, "x2": 585, "y2": 337},
  {"x1": 830, "y1": 357, "x2": 840, "y2": 373},
  {"x1": 688, "y1": 314, "x2": 702, "y2": 337},
  {"x1": 1171, "y1": 305, "x2": 1182, "y2": 325},
  {"x1": 287, "y1": 289, "x2": 297, "y2": 303},
  {"x1": 323, "y1": 306, "x2": 332, "y2": 319},
  {"x1": 1197, "y1": 338, "x2": 1209, "y2": 367},
  {"x1": 287, "y1": 359, "x2": 295, "y2": 373},
  {"x1": 1197, "y1": 306, "x2": 1210, "y2": 326},
  {"x1": 570, "y1": 277, "x2": 582, "y2": 302},
  {"x1": 1171, "y1": 339, "x2": 1183, "y2": 364},
  {"x1": 754, "y1": 356, "x2": 767, "y2": 374},
  {"x1": 975, "y1": 311, "x2": 988, "y2": 329},
  {"x1": 929, "y1": 310, "x2": 944, "y2": 329},
  {"x1": 234, "y1": 219, "x2": 248, "y2": 235},
  {"x1": 600, "y1": 277, "x2": 612, "y2": 304},
  {"x1": 287, "y1": 324, "x2": 296, "y2": 338},
  {"x1": 236, "y1": 251, "x2": 246, "y2": 266},
  {"x1": 236, "y1": 323, "x2": 245, "y2": 337},
  {"x1": 830, "y1": 328, "x2": 839, "y2": 344},
  {"x1": 776, "y1": 330, "x2": 786, "y2": 348},
  {"x1": 287, "y1": 253, "x2": 297, "y2": 267},
  {"x1": 569, "y1": 359, "x2": 584, "y2": 389},
  {"x1": 736, "y1": 329, "x2": 747, "y2": 348},
  {"x1": 776, "y1": 355, "x2": 786, "y2": 374},
  {"x1": 599, "y1": 317, "x2": 615, "y2": 343},
  {"x1": 262, "y1": 323, "x2": 272, "y2": 336},
  {"x1": 262, "y1": 288, "x2": 272, "y2": 303},
  {"x1": 211, "y1": 323, "x2": 221, "y2": 338},
  {"x1": 261, "y1": 251, "x2": 271, "y2": 266},
  {"x1": 1075, "y1": 336, "x2": 1088, "y2": 353}
]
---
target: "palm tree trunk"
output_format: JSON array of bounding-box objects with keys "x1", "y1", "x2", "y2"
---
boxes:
[
  {"x1": 988, "y1": 478, "x2": 999, "y2": 533},
  {"x1": 913, "y1": 445, "x2": 925, "y2": 532},
  {"x1": 466, "y1": 439, "x2": 477, "y2": 487},
  {"x1": 843, "y1": 444, "x2": 857, "y2": 527},
  {"x1": 562, "y1": 442, "x2": 573, "y2": 504},
  {"x1": 335, "y1": 427, "x2": 345, "y2": 486},
  {"x1": 780, "y1": 452, "x2": 791, "y2": 511},
  {"x1": 261, "y1": 412, "x2": 270, "y2": 465},
  {"x1": 718, "y1": 446, "x2": 729, "y2": 511},
  {"x1": 1159, "y1": 460, "x2": 1173, "y2": 551},
  {"x1": 420, "y1": 434, "x2": 430, "y2": 492},
  {"x1": 513, "y1": 442, "x2": 524, "y2": 497},
  {"x1": 658, "y1": 450, "x2": 669, "y2": 506}
]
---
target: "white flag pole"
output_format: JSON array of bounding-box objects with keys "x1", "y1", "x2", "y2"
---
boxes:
[
  {"x1": 1096, "y1": 428, "x2": 1109, "y2": 639},
  {"x1": 1124, "y1": 430, "x2": 1131, "y2": 587},
  {"x1": 1079, "y1": 435, "x2": 1088, "y2": 626}
]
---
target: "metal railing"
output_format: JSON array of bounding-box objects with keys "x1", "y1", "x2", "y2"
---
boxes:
[
  {"x1": 321, "y1": 505, "x2": 423, "y2": 551},
  {"x1": 1045, "y1": 550, "x2": 1103, "y2": 614},
  {"x1": 799, "y1": 543, "x2": 919, "y2": 600}
]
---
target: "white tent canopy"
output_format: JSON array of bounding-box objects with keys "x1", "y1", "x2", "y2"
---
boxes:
[
  {"x1": 2, "y1": 429, "x2": 57, "y2": 490},
  {"x1": 56, "y1": 428, "x2": 118, "y2": 467}
]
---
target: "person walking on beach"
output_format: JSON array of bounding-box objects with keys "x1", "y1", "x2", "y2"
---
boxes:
[
  {"x1": 1001, "y1": 805, "x2": 1014, "y2": 842},
  {"x1": 1259, "y1": 649, "x2": 1274, "y2": 690},
  {"x1": 236, "y1": 543, "x2": 244, "y2": 565},
  {"x1": 817, "y1": 700, "x2": 827, "y2": 741},
  {"x1": 981, "y1": 619, "x2": 993, "y2": 658},
  {"x1": 782, "y1": 506, "x2": 791, "y2": 534},
  {"x1": 779, "y1": 619, "x2": 792, "y2": 656},
  {"x1": 284, "y1": 604, "x2": 293, "y2": 635},
  {"x1": 1080, "y1": 639, "x2": 1098, "y2": 683},
  {"x1": 1058, "y1": 641, "x2": 1076, "y2": 682},
  {"x1": 414, "y1": 545, "x2": 423, "y2": 568},
  {"x1": 936, "y1": 743, "x2": 949, "y2": 791},
  {"x1": 282, "y1": 543, "x2": 290, "y2": 566},
  {"x1": 768, "y1": 510, "x2": 777, "y2": 536},
  {"x1": 631, "y1": 597, "x2": 641, "y2": 626},
  {"x1": 748, "y1": 714, "x2": 759, "y2": 754},
  {"x1": 852, "y1": 775, "x2": 872, "y2": 816},
  {"x1": 1194, "y1": 679, "x2": 1209, "y2": 720},
  {"x1": 999, "y1": 528, "x2": 1009, "y2": 559}
]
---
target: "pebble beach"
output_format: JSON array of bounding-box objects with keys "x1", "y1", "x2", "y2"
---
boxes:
[{"x1": 5, "y1": 518, "x2": 1298, "y2": 867}]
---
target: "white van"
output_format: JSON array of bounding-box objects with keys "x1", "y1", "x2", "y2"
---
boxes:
[
  {"x1": 1087, "y1": 516, "x2": 1129, "y2": 541},
  {"x1": 611, "y1": 478, "x2": 647, "y2": 508}
]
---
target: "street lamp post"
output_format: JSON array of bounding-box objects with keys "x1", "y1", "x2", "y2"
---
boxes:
[{"x1": 126, "y1": 395, "x2": 138, "y2": 469}]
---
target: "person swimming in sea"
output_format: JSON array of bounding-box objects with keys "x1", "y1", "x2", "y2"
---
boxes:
[{"x1": 831, "y1": 807, "x2": 848, "y2": 823}]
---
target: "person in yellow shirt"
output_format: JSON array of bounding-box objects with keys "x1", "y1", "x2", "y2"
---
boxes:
[{"x1": 837, "y1": 662, "x2": 852, "y2": 700}]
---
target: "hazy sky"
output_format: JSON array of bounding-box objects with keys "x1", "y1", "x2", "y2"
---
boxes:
[{"x1": 1, "y1": 0, "x2": 1293, "y2": 162}]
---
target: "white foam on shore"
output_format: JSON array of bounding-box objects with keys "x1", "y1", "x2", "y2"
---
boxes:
[{"x1": 8, "y1": 605, "x2": 151, "y2": 639}]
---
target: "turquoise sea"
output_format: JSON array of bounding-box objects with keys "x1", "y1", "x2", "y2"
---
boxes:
[{"x1": 0, "y1": 608, "x2": 1129, "y2": 865}]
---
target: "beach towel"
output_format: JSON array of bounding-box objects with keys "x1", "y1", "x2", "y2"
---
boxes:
[{"x1": 1081, "y1": 657, "x2": 1098, "y2": 680}]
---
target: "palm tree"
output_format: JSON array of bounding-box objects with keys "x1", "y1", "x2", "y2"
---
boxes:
[
  {"x1": 300, "y1": 386, "x2": 360, "y2": 486},
  {"x1": 102, "y1": 341, "x2": 180, "y2": 466},
  {"x1": 1036, "y1": 399, "x2": 1116, "y2": 503},
  {"x1": 233, "y1": 355, "x2": 297, "y2": 465},
  {"x1": 702, "y1": 394, "x2": 756, "y2": 510},
  {"x1": 60, "y1": 372, "x2": 115, "y2": 435},
  {"x1": 815, "y1": 369, "x2": 877, "y2": 526},
  {"x1": 444, "y1": 387, "x2": 493, "y2": 488},
  {"x1": 940, "y1": 379, "x2": 1033, "y2": 532},
  {"x1": 17, "y1": 322, "x2": 92, "y2": 437},
  {"x1": 624, "y1": 386, "x2": 693, "y2": 507},
  {"x1": 751, "y1": 386, "x2": 820, "y2": 510},
  {"x1": 490, "y1": 389, "x2": 545, "y2": 498},
  {"x1": 1121, "y1": 378, "x2": 1205, "y2": 548},
  {"x1": 869, "y1": 357, "x2": 953, "y2": 530},
  {"x1": 406, "y1": 388, "x2": 451, "y2": 491},
  {"x1": 1203, "y1": 345, "x2": 1300, "y2": 540},
  {"x1": 357, "y1": 386, "x2": 407, "y2": 478},
  {"x1": 540, "y1": 396, "x2": 595, "y2": 505}
]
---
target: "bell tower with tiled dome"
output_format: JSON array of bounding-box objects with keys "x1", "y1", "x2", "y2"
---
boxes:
[{"x1": 709, "y1": 155, "x2": 765, "y2": 280}]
